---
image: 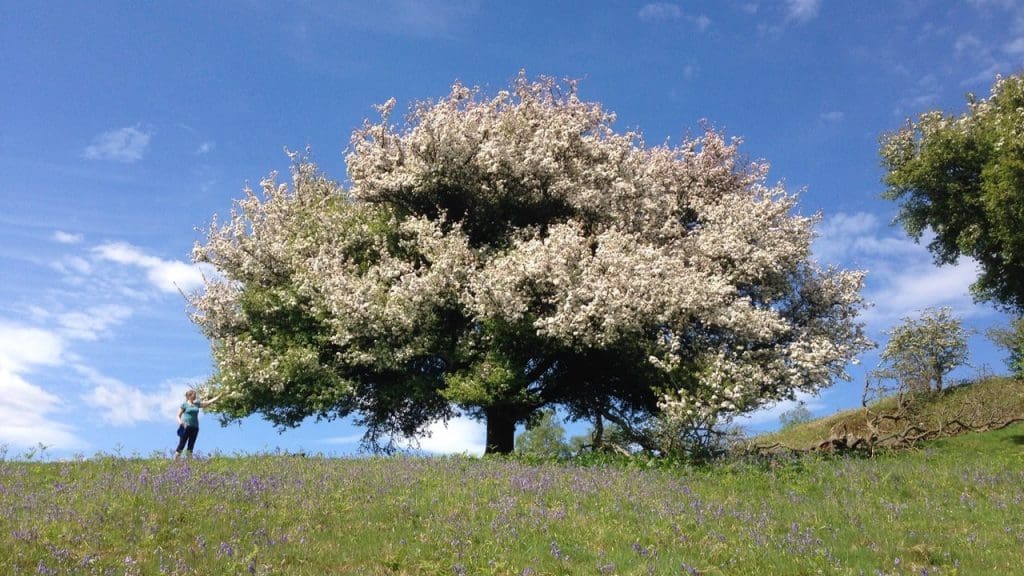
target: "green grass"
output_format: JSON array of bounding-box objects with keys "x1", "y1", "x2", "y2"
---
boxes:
[{"x1": 3, "y1": 421, "x2": 1024, "y2": 575}]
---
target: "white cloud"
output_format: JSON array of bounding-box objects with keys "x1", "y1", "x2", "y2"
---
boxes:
[
  {"x1": 93, "y1": 242, "x2": 163, "y2": 267},
  {"x1": 694, "y1": 14, "x2": 711, "y2": 31},
  {"x1": 0, "y1": 323, "x2": 81, "y2": 451},
  {"x1": 146, "y1": 260, "x2": 210, "y2": 294},
  {"x1": 83, "y1": 126, "x2": 152, "y2": 163},
  {"x1": 638, "y1": 2, "x2": 682, "y2": 22},
  {"x1": 53, "y1": 231, "x2": 83, "y2": 244},
  {"x1": 0, "y1": 322, "x2": 64, "y2": 372},
  {"x1": 78, "y1": 366, "x2": 193, "y2": 426},
  {"x1": 814, "y1": 211, "x2": 987, "y2": 329},
  {"x1": 93, "y1": 241, "x2": 210, "y2": 294},
  {"x1": 400, "y1": 415, "x2": 486, "y2": 455},
  {"x1": 785, "y1": 0, "x2": 820, "y2": 23},
  {"x1": 863, "y1": 260, "x2": 981, "y2": 326},
  {"x1": 196, "y1": 141, "x2": 215, "y2": 155},
  {"x1": 820, "y1": 111, "x2": 844, "y2": 123},
  {"x1": 0, "y1": 367, "x2": 83, "y2": 451}
]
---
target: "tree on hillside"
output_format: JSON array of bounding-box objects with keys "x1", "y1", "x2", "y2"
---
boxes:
[
  {"x1": 190, "y1": 74, "x2": 871, "y2": 454},
  {"x1": 779, "y1": 402, "x2": 813, "y2": 430},
  {"x1": 872, "y1": 307, "x2": 972, "y2": 396},
  {"x1": 880, "y1": 73, "x2": 1024, "y2": 313},
  {"x1": 987, "y1": 317, "x2": 1024, "y2": 378},
  {"x1": 515, "y1": 408, "x2": 571, "y2": 459}
]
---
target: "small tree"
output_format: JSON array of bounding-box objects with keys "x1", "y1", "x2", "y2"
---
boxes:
[
  {"x1": 873, "y1": 307, "x2": 972, "y2": 396},
  {"x1": 779, "y1": 402, "x2": 813, "y2": 430},
  {"x1": 515, "y1": 408, "x2": 571, "y2": 459},
  {"x1": 987, "y1": 317, "x2": 1024, "y2": 378}
]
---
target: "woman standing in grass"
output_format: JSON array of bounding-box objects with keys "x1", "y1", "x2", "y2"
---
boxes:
[{"x1": 175, "y1": 389, "x2": 222, "y2": 460}]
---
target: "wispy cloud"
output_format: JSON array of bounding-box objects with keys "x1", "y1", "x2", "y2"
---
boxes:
[
  {"x1": 296, "y1": 0, "x2": 480, "y2": 39},
  {"x1": 952, "y1": 6, "x2": 1024, "y2": 87},
  {"x1": 638, "y1": 2, "x2": 682, "y2": 22},
  {"x1": 54, "y1": 305, "x2": 133, "y2": 342},
  {"x1": 820, "y1": 110, "x2": 844, "y2": 123},
  {"x1": 388, "y1": 0, "x2": 479, "y2": 37},
  {"x1": 968, "y1": 0, "x2": 1021, "y2": 11},
  {"x1": 814, "y1": 211, "x2": 988, "y2": 329},
  {"x1": 53, "y1": 231, "x2": 83, "y2": 245},
  {"x1": 1003, "y1": 37, "x2": 1024, "y2": 56},
  {"x1": 785, "y1": 0, "x2": 820, "y2": 23},
  {"x1": 83, "y1": 126, "x2": 152, "y2": 163},
  {"x1": 320, "y1": 433, "x2": 364, "y2": 446},
  {"x1": 196, "y1": 141, "x2": 215, "y2": 155},
  {"x1": 955, "y1": 33, "x2": 983, "y2": 57},
  {"x1": 892, "y1": 74, "x2": 942, "y2": 117},
  {"x1": 93, "y1": 242, "x2": 210, "y2": 294},
  {"x1": 637, "y1": 3, "x2": 710, "y2": 32}
]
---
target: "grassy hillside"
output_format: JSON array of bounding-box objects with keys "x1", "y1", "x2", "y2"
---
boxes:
[
  {"x1": 3, "y1": 420, "x2": 1024, "y2": 575},
  {"x1": 752, "y1": 376, "x2": 1024, "y2": 451}
]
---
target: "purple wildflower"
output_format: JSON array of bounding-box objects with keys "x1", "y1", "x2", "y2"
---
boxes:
[{"x1": 550, "y1": 541, "x2": 568, "y2": 562}]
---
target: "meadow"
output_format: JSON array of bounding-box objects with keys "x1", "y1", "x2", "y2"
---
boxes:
[{"x1": 2, "y1": 422, "x2": 1023, "y2": 576}]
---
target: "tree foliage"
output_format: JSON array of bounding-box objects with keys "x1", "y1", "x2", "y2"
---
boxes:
[
  {"x1": 872, "y1": 307, "x2": 972, "y2": 396},
  {"x1": 514, "y1": 409, "x2": 572, "y2": 459},
  {"x1": 779, "y1": 402, "x2": 813, "y2": 430},
  {"x1": 881, "y1": 73, "x2": 1024, "y2": 312},
  {"x1": 190, "y1": 74, "x2": 871, "y2": 454},
  {"x1": 987, "y1": 317, "x2": 1024, "y2": 378}
]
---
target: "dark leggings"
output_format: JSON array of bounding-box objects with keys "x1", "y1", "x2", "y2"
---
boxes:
[{"x1": 175, "y1": 426, "x2": 199, "y2": 453}]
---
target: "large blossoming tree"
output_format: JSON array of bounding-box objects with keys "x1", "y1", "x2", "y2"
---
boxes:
[{"x1": 190, "y1": 75, "x2": 871, "y2": 454}]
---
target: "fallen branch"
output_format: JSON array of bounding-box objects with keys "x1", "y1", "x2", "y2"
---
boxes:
[{"x1": 748, "y1": 417, "x2": 1024, "y2": 455}]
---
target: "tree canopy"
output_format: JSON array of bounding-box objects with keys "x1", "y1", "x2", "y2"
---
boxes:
[
  {"x1": 872, "y1": 307, "x2": 972, "y2": 395},
  {"x1": 881, "y1": 72, "x2": 1024, "y2": 313},
  {"x1": 190, "y1": 74, "x2": 870, "y2": 454}
]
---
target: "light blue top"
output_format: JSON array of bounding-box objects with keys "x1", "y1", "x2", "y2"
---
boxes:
[{"x1": 181, "y1": 400, "x2": 201, "y2": 428}]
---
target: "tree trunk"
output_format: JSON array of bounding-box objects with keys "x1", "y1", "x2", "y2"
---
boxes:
[{"x1": 484, "y1": 406, "x2": 516, "y2": 454}]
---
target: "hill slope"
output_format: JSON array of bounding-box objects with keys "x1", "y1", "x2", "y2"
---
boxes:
[{"x1": 752, "y1": 376, "x2": 1024, "y2": 451}]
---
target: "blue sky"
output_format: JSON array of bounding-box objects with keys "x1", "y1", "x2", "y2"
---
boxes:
[{"x1": 2, "y1": 1, "x2": 1023, "y2": 459}]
